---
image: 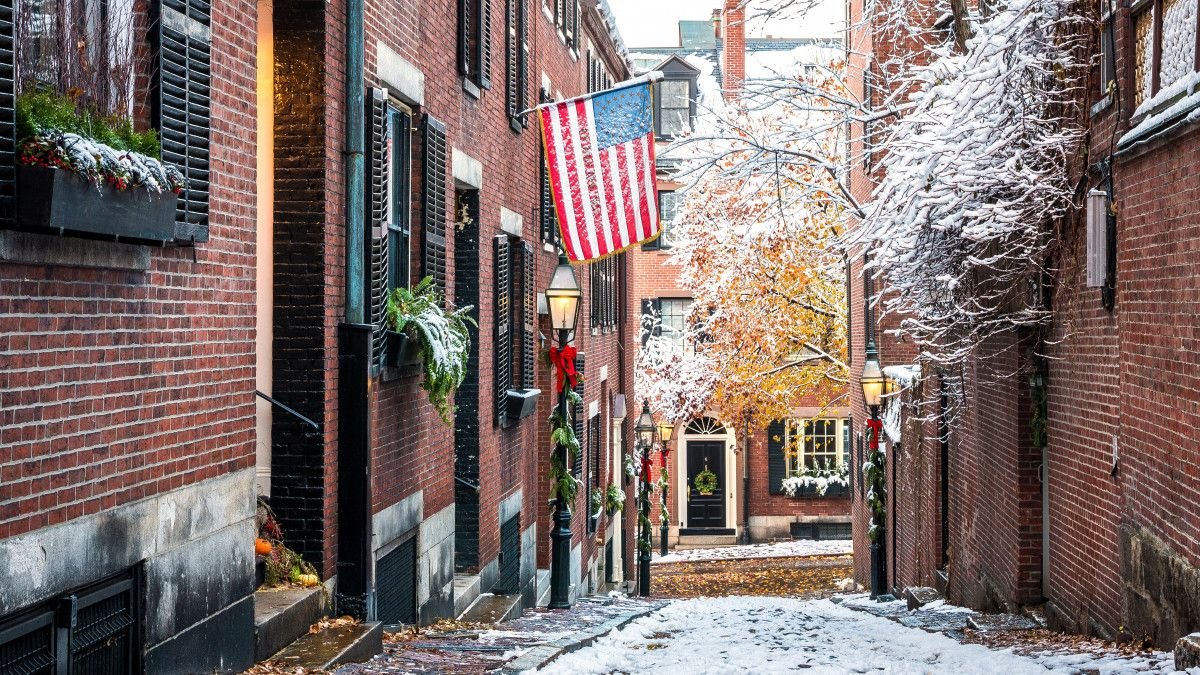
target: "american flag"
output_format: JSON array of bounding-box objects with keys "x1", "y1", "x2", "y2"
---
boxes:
[{"x1": 539, "y1": 81, "x2": 660, "y2": 263}]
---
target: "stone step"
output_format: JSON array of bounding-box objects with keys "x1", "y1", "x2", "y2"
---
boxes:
[
  {"x1": 676, "y1": 535, "x2": 737, "y2": 548},
  {"x1": 536, "y1": 569, "x2": 551, "y2": 608},
  {"x1": 270, "y1": 621, "x2": 383, "y2": 669},
  {"x1": 453, "y1": 573, "x2": 481, "y2": 619},
  {"x1": 253, "y1": 586, "x2": 330, "y2": 662},
  {"x1": 460, "y1": 593, "x2": 524, "y2": 625}
]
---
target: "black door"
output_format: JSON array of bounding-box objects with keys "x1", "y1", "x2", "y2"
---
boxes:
[{"x1": 686, "y1": 441, "x2": 726, "y2": 529}]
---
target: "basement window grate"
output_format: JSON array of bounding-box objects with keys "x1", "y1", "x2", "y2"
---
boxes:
[{"x1": 376, "y1": 537, "x2": 417, "y2": 626}]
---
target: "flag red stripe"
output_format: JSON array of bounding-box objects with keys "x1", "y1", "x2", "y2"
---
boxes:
[
  {"x1": 542, "y1": 106, "x2": 576, "y2": 259},
  {"x1": 556, "y1": 102, "x2": 592, "y2": 260},
  {"x1": 633, "y1": 135, "x2": 653, "y2": 240}
]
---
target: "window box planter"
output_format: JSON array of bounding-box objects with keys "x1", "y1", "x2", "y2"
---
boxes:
[
  {"x1": 15, "y1": 165, "x2": 178, "y2": 243},
  {"x1": 504, "y1": 388, "x2": 541, "y2": 422},
  {"x1": 792, "y1": 482, "x2": 850, "y2": 499},
  {"x1": 384, "y1": 329, "x2": 422, "y2": 371}
]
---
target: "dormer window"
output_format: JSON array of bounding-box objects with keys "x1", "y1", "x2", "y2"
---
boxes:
[{"x1": 651, "y1": 55, "x2": 701, "y2": 139}]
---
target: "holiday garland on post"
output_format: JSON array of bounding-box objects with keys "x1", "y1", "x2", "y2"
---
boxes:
[
  {"x1": 657, "y1": 466, "x2": 670, "y2": 526},
  {"x1": 547, "y1": 393, "x2": 583, "y2": 511},
  {"x1": 862, "y1": 422, "x2": 887, "y2": 543}
]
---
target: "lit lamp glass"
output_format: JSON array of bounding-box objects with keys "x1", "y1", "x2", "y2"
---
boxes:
[
  {"x1": 657, "y1": 420, "x2": 674, "y2": 445},
  {"x1": 861, "y1": 346, "x2": 885, "y2": 409},
  {"x1": 545, "y1": 254, "x2": 581, "y2": 331}
]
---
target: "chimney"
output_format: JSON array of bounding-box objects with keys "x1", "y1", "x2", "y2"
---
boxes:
[
  {"x1": 721, "y1": 0, "x2": 745, "y2": 99},
  {"x1": 712, "y1": 8, "x2": 722, "y2": 39}
]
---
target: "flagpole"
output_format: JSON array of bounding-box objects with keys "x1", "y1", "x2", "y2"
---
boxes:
[{"x1": 517, "y1": 70, "x2": 664, "y2": 118}]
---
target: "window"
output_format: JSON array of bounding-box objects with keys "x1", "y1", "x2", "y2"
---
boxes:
[
  {"x1": 7, "y1": 0, "x2": 212, "y2": 241},
  {"x1": 783, "y1": 418, "x2": 849, "y2": 475},
  {"x1": 657, "y1": 79, "x2": 692, "y2": 137},
  {"x1": 546, "y1": 0, "x2": 577, "y2": 49},
  {"x1": 590, "y1": 253, "x2": 622, "y2": 333},
  {"x1": 1099, "y1": 1, "x2": 1116, "y2": 98},
  {"x1": 587, "y1": 414, "x2": 601, "y2": 532},
  {"x1": 387, "y1": 106, "x2": 412, "y2": 291},
  {"x1": 644, "y1": 191, "x2": 678, "y2": 250},
  {"x1": 642, "y1": 297, "x2": 691, "y2": 345},
  {"x1": 1131, "y1": 0, "x2": 1199, "y2": 110},
  {"x1": 459, "y1": 0, "x2": 493, "y2": 90},
  {"x1": 495, "y1": 232, "x2": 536, "y2": 426},
  {"x1": 505, "y1": 0, "x2": 530, "y2": 129}
]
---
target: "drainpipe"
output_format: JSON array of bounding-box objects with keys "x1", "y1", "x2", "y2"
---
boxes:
[
  {"x1": 740, "y1": 415, "x2": 751, "y2": 545},
  {"x1": 335, "y1": 0, "x2": 373, "y2": 619}
]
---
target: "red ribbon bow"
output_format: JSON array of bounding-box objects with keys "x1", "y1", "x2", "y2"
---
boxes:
[
  {"x1": 548, "y1": 345, "x2": 578, "y2": 393},
  {"x1": 866, "y1": 418, "x2": 883, "y2": 450},
  {"x1": 642, "y1": 456, "x2": 653, "y2": 478}
]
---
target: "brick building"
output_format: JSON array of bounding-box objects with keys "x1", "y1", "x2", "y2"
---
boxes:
[
  {"x1": 0, "y1": 0, "x2": 260, "y2": 670},
  {"x1": 846, "y1": 0, "x2": 1200, "y2": 652},
  {"x1": 627, "y1": 2, "x2": 850, "y2": 549},
  {"x1": 258, "y1": 0, "x2": 636, "y2": 629},
  {"x1": 0, "y1": 0, "x2": 635, "y2": 671}
]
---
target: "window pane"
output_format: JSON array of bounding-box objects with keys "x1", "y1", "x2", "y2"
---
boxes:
[
  {"x1": 802, "y1": 419, "x2": 838, "y2": 471},
  {"x1": 658, "y1": 191, "x2": 678, "y2": 247},
  {"x1": 657, "y1": 298, "x2": 691, "y2": 343},
  {"x1": 660, "y1": 107, "x2": 690, "y2": 136},
  {"x1": 1161, "y1": 0, "x2": 1196, "y2": 93},
  {"x1": 660, "y1": 79, "x2": 690, "y2": 108},
  {"x1": 1133, "y1": 7, "x2": 1154, "y2": 107},
  {"x1": 388, "y1": 108, "x2": 411, "y2": 290}
]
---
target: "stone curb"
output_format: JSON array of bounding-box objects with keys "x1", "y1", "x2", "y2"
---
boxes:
[{"x1": 497, "y1": 600, "x2": 670, "y2": 674}]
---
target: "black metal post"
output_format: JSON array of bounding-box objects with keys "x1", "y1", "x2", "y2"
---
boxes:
[
  {"x1": 868, "y1": 403, "x2": 888, "y2": 599},
  {"x1": 638, "y1": 450, "x2": 652, "y2": 596},
  {"x1": 549, "y1": 327, "x2": 573, "y2": 609}
]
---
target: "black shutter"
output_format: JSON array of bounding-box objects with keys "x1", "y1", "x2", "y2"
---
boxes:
[
  {"x1": 571, "y1": 0, "x2": 579, "y2": 50},
  {"x1": 366, "y1": 89, "x2": 390, "y2": 369},
  {"x1": 768, "y1": 420, "x2": 787, "y2": 495},
  {"x1": 572, "y1": 353, "x2": 585, "y2": 478},
  {"x1": 152, "y1": 0, "x2": 212, "y2": 243},
  {"x1": 0, "y1": 0, "x2": 13, "y2": 225},
  {"x1": 458, "y1": 0, "x2": 472, "y2": 77},
  {"x1": 495, "y1": 235, "x2": 512, "y2": 425},
  {"x1": 518, "y1": 0, "x2": 529, "y2": 126},
  {"x1": 422, "y1": 115, "x2": 449, "y2": 293},
  {"x1": 505, "y1": 0, "x2": 519, "y2": 118},
  {"x1": 522, "y1": 241, "x2": 536, "y2": 389},
  {"x1": 479, "y1": 0, "x2": 493, "y2": 88}
]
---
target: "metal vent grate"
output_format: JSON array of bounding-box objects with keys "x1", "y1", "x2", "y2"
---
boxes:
[
  {"x1": 494, "y1": 515, "x2": 520, "y2": 595},
  {"x1": 376, "y1": 537, "x2": 417, "y2": 626}
]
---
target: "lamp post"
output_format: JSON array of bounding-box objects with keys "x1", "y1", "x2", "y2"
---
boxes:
[
  {"x1": 861, "y1": 338, "x2": 891, "y2": 599},
  {"x1": 635, "y1": 400, "x2": 657, "y2": 596},
  {"x1": 546, "y1": 253, "x2": 581, "y2": 609},
  {"x1": 657, "y1": 420, "x2": 674, "y2": 557}
]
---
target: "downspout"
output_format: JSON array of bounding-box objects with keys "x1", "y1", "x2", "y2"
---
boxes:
[
  {"x1": 335, "y1": 0, "x2": 373, "y2": 619},
  {"x1": 740, "y1": 414, "x2": 750, "y2": 545},
  {"x1": 345, "y1": 0, "x2": 365, "y2": 321}
]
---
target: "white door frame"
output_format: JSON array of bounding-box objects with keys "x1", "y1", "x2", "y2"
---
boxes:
[{"x1": 678, "y1": 417, "x2": 737, "y2": 530}]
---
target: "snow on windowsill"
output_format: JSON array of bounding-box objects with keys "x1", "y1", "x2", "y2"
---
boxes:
[{"x1": 1119, "y1": 71, "x2": 1200, "y2": 149}]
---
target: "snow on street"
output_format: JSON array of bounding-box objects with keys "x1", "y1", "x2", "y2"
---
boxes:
[
  {"x1": 534, "y1": 596, "x2": 1182, "y2": 675},
  {"x1": 651, "y1": 538, "x2": 852, "y2": 564}
]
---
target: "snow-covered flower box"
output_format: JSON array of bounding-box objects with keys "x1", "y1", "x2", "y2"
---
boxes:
[
  {"x1": 383, "y1": 329, "x2": 422, "y2": 371},
  {"x1": 781, "y1": 468, "x2": 850, "y2": 499},
  {"x1": 15, "y1": 164, "x2": 179, "y2": 243}
]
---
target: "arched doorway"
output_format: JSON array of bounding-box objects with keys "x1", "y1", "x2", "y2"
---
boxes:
[{"x1": 679, "y1": 417, "x2": 736, "y2": 533}]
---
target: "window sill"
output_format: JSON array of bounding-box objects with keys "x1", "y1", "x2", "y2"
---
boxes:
[
  {"x1": 462, "y1": 78, "x2": 482, "y2": 100},
  {"x1": 1118, "y1": 74, "x2": 1200, "y2": 154},
  {"x1": 1090, "y1": 93, "x2": 1113, "y2": 119}
]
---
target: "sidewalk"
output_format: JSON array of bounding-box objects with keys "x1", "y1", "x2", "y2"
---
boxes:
[{"x1": 333, "y1": 594, "x2": 666, "y2": 674}]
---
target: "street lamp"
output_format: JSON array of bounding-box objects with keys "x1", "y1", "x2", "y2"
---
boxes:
[
  {"x1": 547, "y1": 253, "x2": 580, "y2": 610},
  {"x1": 861, "y1": 338, "x2": 893, "y2": 599},
  {"x1": 657, "y1": 420, "x2": 674, "y2": 556},
  {"x1": 634, "y1": 400, "x2": 657, "y2": 596}
]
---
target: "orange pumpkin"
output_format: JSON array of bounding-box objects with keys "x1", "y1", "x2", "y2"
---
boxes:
[{"x1": 255, "y1": 538, "x2": 273, "y2": 556}]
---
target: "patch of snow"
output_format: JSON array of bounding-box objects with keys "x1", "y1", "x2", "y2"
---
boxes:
[
  {"x1": 532, "y1": 597, "x2": 1182, "y2": 674},
  {"x1": 883, "y1": 364, "x2": 919, "y2": 388},
  {"x1": 651, "y1": 538, "x2": 851, "y2": 565},
  {"x1": 1122, "y1": 76, "x2": 1200, "y2": 148}
]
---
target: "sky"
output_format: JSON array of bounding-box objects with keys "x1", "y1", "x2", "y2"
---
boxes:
[{"x1": 604, "y1": 0, "x2": 845, "y2": 49}]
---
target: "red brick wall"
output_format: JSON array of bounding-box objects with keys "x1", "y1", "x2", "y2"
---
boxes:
[{"x1": 0, "y1": 0, "x2": 258, "y2": 540}]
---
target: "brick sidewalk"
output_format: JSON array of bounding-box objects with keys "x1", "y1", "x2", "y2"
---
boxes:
[{"x1": 334, "y1": 595, "x2": 666, "y2": 674}]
